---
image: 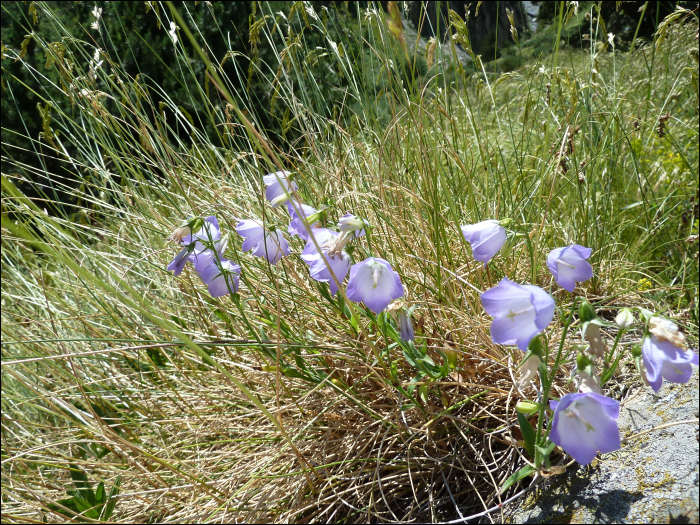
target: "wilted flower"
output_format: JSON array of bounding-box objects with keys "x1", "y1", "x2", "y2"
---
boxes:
[
  {"x1": 264, "y1": 171, "x2": 297, "y2": 208},
  {"x1": 388, "y1": 302, "x2": 415, "y2": 342},
  {"x1": 461, "y1": 219, "x2": 507, "y2": 266},
  {"x1": 169, "y1": 21, "x2": 179, "y2": 45},
  {"x1": 648, "y1": 316, "x2": 688, "y2": 349},
  {"x1": 301, "y1": 228, "x2": 352, "y2": 295},
  {"x1": 346, "y1": 257, "x2": 404, "y2": 313},
  {"x1": 287, "y1": 202, "x2": 320, "y2": 241},
  {"x1": 338, "y1": 213, "x2": 368, "y2": 238},
  {"x1": 549, "y1": 392, "x2": 621, "y2": 465},
  {"x1": 237, "y1": 220, "x2": 290, "y2": 265},
  {"x1": 546, "y1": 244, "x2": 593, "y2": 292},
  {"x1": 577, "y1": 369, "x2": 602, "y2": 394},
  {"x1": 642, "y1": 318, "x2": 698, "y2": 392},
  {"x1": 583, "y1": 321, "x2": 606, "y2": 360},
  {"x1": 518, "y1": 353, "x2": 541, "y2": 390},
  {"x1": 615, "y1": 308, "x2": 635, "y2": 330},
  {"x1": 480, "y1": 278, "x2": 555, "y2": 351}
]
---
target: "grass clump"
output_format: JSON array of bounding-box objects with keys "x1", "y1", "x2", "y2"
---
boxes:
[{"x1": 2, "y1": 1, "x2": 698, "y2": 522}]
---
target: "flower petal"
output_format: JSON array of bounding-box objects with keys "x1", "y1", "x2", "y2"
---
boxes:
[{"x1": 523, "y1": 285, "x2": 555, "y2": 331}]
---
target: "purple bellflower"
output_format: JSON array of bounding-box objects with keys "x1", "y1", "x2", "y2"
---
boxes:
[
  {"x1": 346, "y1": 257, "x2": 404, "y2": 314},
  {"x1": 237, "y1": 220, "x2": 290, "y2": 265},
  {"x1": 338, "y1": 213, "x2": 367, "y2": 238},
  {"x1": 397, "y1": 309, "x2": 414, "y2": 342},
  {"x1": 166, "y1": 216, "x2": 221, "y2": 276},
  {"x1": 461, "y1": 219, "x2": 507, "y2": 266},
  {"x1": 287, "y1": 202, "x2": 320, "y2": 241},
  {"x1": 301, "y1": 228, "x2": 351, "y2": 295},
  {"x1": 642, "y1": 317, "x2": 699, "y2": 392},
  {"x1": 549, "y1": 392, "x2": 621, "y2": 465},
  {"x1": 480, "y1": 278, "x2": 555, "y2": 351},
  {"x1": 546, "y1": 244, "x2": 593, "y2": 292},
  {"x1": 264, "y1": 171, "x2": 297, "y2": 208},
  {"x1": 199, "y1": 259, "x2": 241, "y2": 297}
]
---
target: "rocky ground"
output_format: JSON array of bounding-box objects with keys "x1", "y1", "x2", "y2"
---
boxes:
[{"x1": 499, "y1": 368, "x2": 699, "y2": 524}]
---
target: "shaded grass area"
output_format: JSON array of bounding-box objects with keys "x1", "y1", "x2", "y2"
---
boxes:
[{"x1": 2, "y1": 1, "x2": 698, "y2": 522}]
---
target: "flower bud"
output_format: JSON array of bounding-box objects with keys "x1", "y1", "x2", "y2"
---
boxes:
[
  {"x1": 527, "y1": 334, "x2": 544, "y2": 357},
  {"x1": 498, "y1": 218, "x2": 514, "y2": 228},
  {"x1": 578, "y1": 300, "x2": 597, "y2": 323},
  {"x1": 516, "y1": 400, "x2": 540, "y2": 414},
  {"x1": 576, "y1": 351, "x2": 592, "y2": 372},
  {"x1": 630, "y1": 344, "x2": 642, "y2": 358},
  {"x1": 270, "y1": 193, "x2": 291, "y2": 209},
  {"x1": 615, "y1": 308, "x2": 635, "y2": 330}
]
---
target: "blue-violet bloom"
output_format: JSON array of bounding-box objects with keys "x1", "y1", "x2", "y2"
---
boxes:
[
  {"x1": 199, "y1": 259, "x2": 241, "y2": 297},
  {"x1": 237, "y1": 220, "x2": 290, "y2": 265},
  {"x1": 346, "y1": 257, "x2": 404, "y2": 313},
  {"x1": 301, "y1": 228, "x2": 351, "y2": 295},
  {"x1": 642, "y1": 317, "x2": 699, "y2": 392},
  {"x1": 264, "y1": 171, "x2": 297, "y2": 208},
  {"x1": 166, "y1": 216, "x2": 220, "y2": 276},
  {"x1": 549, "y1": 392, "x2": 621, "y2": 465},
  {"x1": 287, "y1": 202, "x2": 319, "y2": 241},
  {"x1": 338, "y1": 213, "x2": 367, "y2": 238},
  {"x1": 480, "y1": 278, "x2": 555, "y2": 351},
  {"x1": 547, "y1": 244, "x2": 593, "y2": 292},
  {"x1": 461, "y1": 219, "x2": 507, "y2": 266}
]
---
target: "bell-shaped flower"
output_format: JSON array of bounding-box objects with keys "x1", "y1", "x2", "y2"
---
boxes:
[
  {"x1": 300, "y1": 228, "x2": 351, "y2": 295},
  {"x1": 546, "y1": 244, "x2": 593, "y2": 292},
  {"x1": 338, "y1": 213, "x2": 367, "y2": 238},
  {"x1": 237, "y1": 220, "x2": 290, "y2": 265},
  {"x1": 263, "y1": 171, "x2": 297, "y2": 208},
  {"x1": 199, "y1": 259, "x2": 241, "y2": 298},
  {"x1": 346, "y1": 257, "x2": 404, "y2": 314},
  {"x1": 642, "y1": 317, "x2": 698, "y2": 392},
  {"x1": 166, "y1": 216, "x2": 220, "y2": 276},
  {"x1": 166, "y1": 244, "x2": 195, "y2": 276},
  {"x1": 549, "y1": 392, "x2": 621, "y2": 465},
  {"x1": 287, "y1": 202, "x2": 320, "y2": 241},
  {"x1": 181, "y1": 216, "x2": 220, "y2": 251},
  {"x1": 480, "y1": 278, "x2": 555, "y2": 351},
  {"x1": 461, "y1": 219, "x2": 507, "y2": 266}
]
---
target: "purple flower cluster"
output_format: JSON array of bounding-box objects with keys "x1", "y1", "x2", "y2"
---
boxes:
[{"x1": 166, "y1": 216, "x2": 240, "y2": 297}]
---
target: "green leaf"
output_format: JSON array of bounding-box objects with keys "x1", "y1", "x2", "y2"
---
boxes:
[
  {"x1": 101, "y1": 476, "x2": 121, "y2": 520},
  {"x1": 500, "y1": 464, "x2": 534, "y2": 494},
  {"x1": 69, "y1": 464, "x2": 95, "y2": 506},
  {"x1": 402, "y1": 348, "x2": 418, "y2": 368},
  {"x1": 95, "y1": 481, "x2": 105, "y2": 505},
  {"x1": 517, "y1": 412, "x2": 536, "y2": 458}
]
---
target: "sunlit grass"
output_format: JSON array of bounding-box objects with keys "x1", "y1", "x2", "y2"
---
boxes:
[{"x1": 2, "y1": 1, "x2": 698, "y2": 522}]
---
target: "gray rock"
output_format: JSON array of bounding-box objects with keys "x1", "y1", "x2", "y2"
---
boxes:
[{"x1": 501, "y1": 369, "x2": 699, "y2": 524}]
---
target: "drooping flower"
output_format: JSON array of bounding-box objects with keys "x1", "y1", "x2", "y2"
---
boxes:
[
  {"x1": 397, "y1": 309, "x2": 414, "y2": 342},
  {"x1": 461, "y1": 219, "x2": 507, "y2": 266},
  {"x1": 549, "y1": 392, "x2": 621, "y2": 465},
  {"x1": 263, "y1": 171, "x2": 297, "y2": 208},
  {"x1": 338, "y1": 213, "x2": 367, "y2": 238},
  {"x1": 642, "y1": 317, "x2": 698, "y2": 392},
  {"x1": 166, "y1": 245, "x2": 194, "y2": 277},
  {"x1": 346, "y1": 257, "x2": 404, "y2": 314},
  {"x1": 480, "y1": 278, "x2": 555, "y2": 351},
  {"x1": 166, "y1": 216, "x2": 220, "y2": 276},
  {"x1": 518, "y1": 353, "x2": 540, "y2": 390},
  {"x1": 199, "y1": 259, "x2": 241, "y2": 298},
  {"x1": 583, "y1": 321, "x2": 606, "y2": 360},
  {"x1": 237, "y1": 220, "x2": 290, "y2": 265},
  {"x1": 577, "y1": 368, "x2": 603, "y2": 394},
  {"x1": 301, "y1": 228, "x2": 351, "y2": 295},
  {"x1": 546, "y1": 244, "x2": 593, "y2": 292},
  {"x1": 287, "y1": 202, "x2": 320, "y2": 241}
]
